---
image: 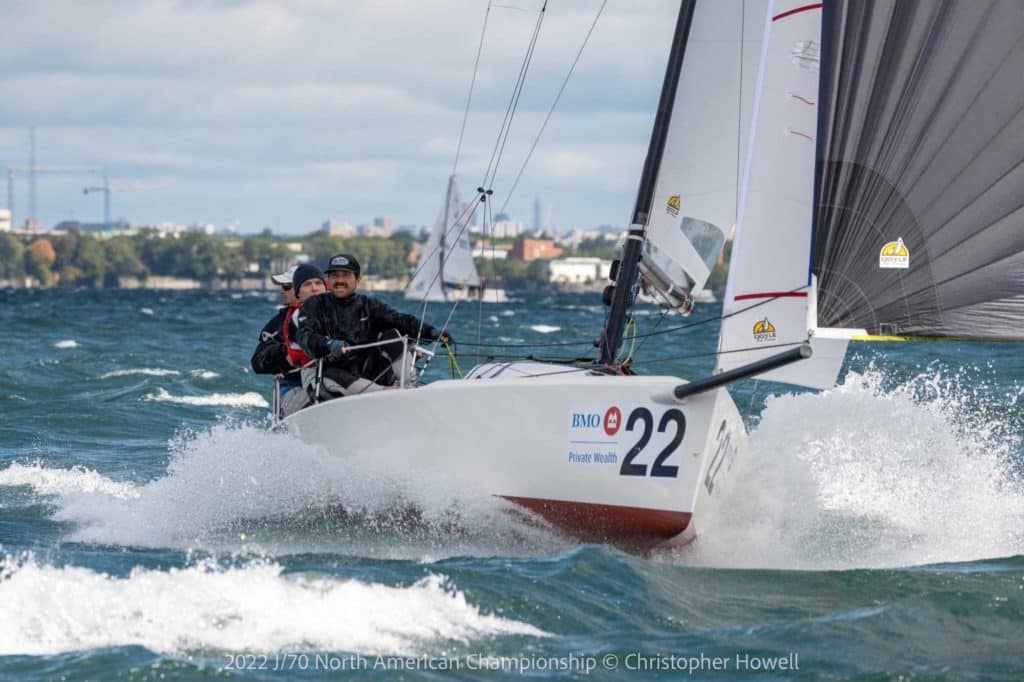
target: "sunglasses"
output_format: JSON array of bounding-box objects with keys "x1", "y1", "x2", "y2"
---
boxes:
[{"x1": 281, "y1": 284, "x2": 293, "y2": 291}]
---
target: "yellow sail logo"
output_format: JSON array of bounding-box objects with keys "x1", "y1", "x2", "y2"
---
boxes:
[
  {"x1": 879, "y1": 237, "x2": 910, "y2": 269},
  {"x1": 666, "y1": 195, "x2": 681, "y2": 217},
  {"x1": 752, "y1": 317, "x2": 777, "y2": 342}
]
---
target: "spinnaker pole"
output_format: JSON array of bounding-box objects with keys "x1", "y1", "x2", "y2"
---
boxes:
[{"x1": 599, "y1": 0, "x2": 696, "y2": 365}]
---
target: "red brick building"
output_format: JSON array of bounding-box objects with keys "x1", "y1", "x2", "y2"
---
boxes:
[{"x1": 510, "y1": 237, "x2": 563, "y2": 262}]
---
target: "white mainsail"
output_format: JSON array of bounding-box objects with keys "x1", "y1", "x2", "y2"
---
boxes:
[
  {"x1": 640, "y1": 0, "x2": 766, "y2": 302},
  {"x1": 716, "y1": 0, "x2": 848, "y2": 389},
  {"x1": 406, "y1": 175, "x2": 482, "y2": 302}
]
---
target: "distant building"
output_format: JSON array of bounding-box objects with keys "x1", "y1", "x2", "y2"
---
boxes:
[
  {"x1": 322, "y1": 219, "x2": 357, "y2": 238},
  {"x1": 359, "y1": 223, "x2": 392, "y2": 238},
  {"x1": 189, "y1": 223, "x2": 216, "y2": 235},
  {"x1": 0, "y1": 209, "x2": 10, "y2": 232},
  {"x1": 373, "y1": 216, "x2": 394, "y2": 234},
  {"x1": 472, "y1": 242, "x2": 510, "y2": 260},
  {"x1": 491, "y1": 219, "x2": 522, "y2": 239},
  {"x1": 510, "y1": 237, "x2": 563, "y2": 262},
  {"x1": 548, "y1": 257, "x2": 612, "y2": 284}
]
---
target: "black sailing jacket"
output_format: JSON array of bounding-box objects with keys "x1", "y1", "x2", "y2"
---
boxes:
[
  {"x1": 250, "y1": 307, "x2": 291, "y2": 375},
  {"x1": 295, "y1": 292, "x2": 439, "y2": 370}
]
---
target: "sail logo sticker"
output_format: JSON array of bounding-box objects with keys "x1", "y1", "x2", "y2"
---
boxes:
[
  {"x1": 879, "y1": 238, "x2": 910, "y2": 269},
  {"x1": 666, "y1": 195, "x2": 681, "y2": 217},
  {"x1": 752, "y1": 317, "x2": 777, "y2": 343}
]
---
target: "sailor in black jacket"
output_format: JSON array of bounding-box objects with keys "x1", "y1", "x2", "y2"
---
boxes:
[
  {"x1": 295, "y1": 253, "x2": 452, "y2": 397},
  {"x1": 250, "y1": 267, "x2": 298, "y2": 376}
]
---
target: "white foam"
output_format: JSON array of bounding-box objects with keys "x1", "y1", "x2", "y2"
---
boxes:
[
  {"x1": 45, "y1": 423, "x2": 567, "y2": 558},
  {"x1": 0, "y1": 556, "x2": 546, "y2": 656},
  {"x1": 529, "y1": 325, "x2": 560, "y2": 334},
  {"x1": 143, "y1": 388, "x2": 268, "y2": 408},
  {"x1": 54, "y1": 340, "x2": 78, "y2": 349},
  {"x1": 140, "y1": 307, "x2": 155, "y2": 316},
  {"x1": 190, "y1": 369, "x2": 221, "y2": 380},
  {"x1": 0, "y1": 462, "x2": 140, "y2": 500},
  {"x1": 100, "y1": 368, "x2": 181, "y2": 379},
  {"x1": 682, "y1": 367, "x2": 1024, "y2": 570}
]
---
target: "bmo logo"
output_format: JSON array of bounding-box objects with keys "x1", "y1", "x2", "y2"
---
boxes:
[
  {"x1": 570, "y1": 406, "x2": 623, "y2": 436},
  {"x1": 571, "y1": 412, "x2": 601, "y2": 429},
  {"x1": 604, "y1": 406, "x2": 622, "y2": 436}
]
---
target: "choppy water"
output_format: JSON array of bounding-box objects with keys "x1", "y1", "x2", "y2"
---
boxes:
[{"x1": 1, "y1": 288, "x2": 1022, "y2": 680}]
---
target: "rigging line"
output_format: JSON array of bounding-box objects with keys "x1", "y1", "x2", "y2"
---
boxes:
[
  {"x1": 637, "y1": 340, "x2": 804, "y2": 365},
  {"x1": 625, "y1": 285, "x2": 813, "y2": 342},
  {"x1": 453, "y1": 1, "x2": 493, "y2": 177},
  {"x1": 498, "y1": 0, "x2": 607, "y2": 214},
  {"x1": 482, "y1": 0, "x2": 547, "y2": 189},
  {"x1": 476, "y1": 197, "x2": 494, "y2": 364},
  {"x1": 631, "y1": 302, "x2": 673, "y2": 357}
]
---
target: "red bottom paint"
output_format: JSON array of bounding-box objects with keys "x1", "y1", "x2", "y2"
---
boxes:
[{"x1": 502, "y1": 496, "x2": 692, "y2": 550}]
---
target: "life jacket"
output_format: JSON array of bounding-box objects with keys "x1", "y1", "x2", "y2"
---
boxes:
[{"x1": 282, "y1": 304, "x2": 312, "y2": 368}]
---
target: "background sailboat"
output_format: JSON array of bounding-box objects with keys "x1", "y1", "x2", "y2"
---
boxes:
[{"x1": 405, "y1": 175, "x2": 507, "y2": 303}]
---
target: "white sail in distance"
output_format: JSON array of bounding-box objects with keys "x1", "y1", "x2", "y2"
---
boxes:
[{"x1": 406, "y1": 175, "x2": 482, "y2": 302}]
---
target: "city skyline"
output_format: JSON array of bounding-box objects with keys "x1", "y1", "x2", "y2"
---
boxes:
[{"x1": 0, "y1": 1, "x2": 685, "y2": 234}]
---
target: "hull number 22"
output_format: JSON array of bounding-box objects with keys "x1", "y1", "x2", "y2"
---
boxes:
[{"x1": 619, "y1": 407, "x2": 684, "y2": 478}]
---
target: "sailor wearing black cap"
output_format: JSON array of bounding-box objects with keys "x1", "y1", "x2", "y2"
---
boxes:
[{"x1": 295, "y1": 253, "x2": 453, "y2": 398}]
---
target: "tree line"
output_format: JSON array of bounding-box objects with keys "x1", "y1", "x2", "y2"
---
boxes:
[
  {"x1": 0, "y1": 229, "x2": 417, "y2": 288},
  {"x1": 0, "y1": 227, "x2": 730, "y2": 292}
]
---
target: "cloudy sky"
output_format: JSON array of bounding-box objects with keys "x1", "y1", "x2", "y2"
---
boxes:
[{"x1": 0, "y1": 0, "x2": 683, "y2": 234}]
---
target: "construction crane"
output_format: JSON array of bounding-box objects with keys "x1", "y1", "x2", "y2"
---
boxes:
[
  {"x1": 83, "y1": 176, "x2": 111, "y2": 230},
  {"x1": 4, "y1": 165, "x2": 103, "y2": 229}
]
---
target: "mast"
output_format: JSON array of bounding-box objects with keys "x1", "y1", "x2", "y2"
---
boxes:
[
  {"x1": 439, "y1": 174, "x2": 455, "y2": 300},
  {"x1": 599, "y1": 0, "x2": 697, "y2": 365}
]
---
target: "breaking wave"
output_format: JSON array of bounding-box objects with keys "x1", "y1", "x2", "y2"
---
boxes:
[
  {"x1": 529, "y1": 325, "x2": 561, "y2": 334},
  {"x1": 142, "y1": 388, "x2": 268, "y2": 408},
  {"x1": 100, "y1": 368, "x2": 181, "y2": 379},
  {"x1": 0, "y1": 555, "x2": 546, "y2": 656},
  {"x1": 53, "y1": 340, "x2": 78, "y2": 349}
]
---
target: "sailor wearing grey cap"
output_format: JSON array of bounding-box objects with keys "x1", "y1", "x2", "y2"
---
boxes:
[{"x1": 296, "y1": 253, "x2": 454, "y2": 399}]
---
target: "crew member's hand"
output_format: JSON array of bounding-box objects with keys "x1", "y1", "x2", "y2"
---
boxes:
[
  {"x1": 439, "y1": 331, "x2": 455, "y2": 348},
  {"x1": 327, "y1": 339, "x2": 349, "y2": 360}
]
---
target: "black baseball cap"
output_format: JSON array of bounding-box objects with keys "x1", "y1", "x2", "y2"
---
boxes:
[{"x1": 326, "y1": 253, "x2": 361, "y2": 276}]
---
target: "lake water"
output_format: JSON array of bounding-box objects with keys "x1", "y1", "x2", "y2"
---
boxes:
[{"x1": 1, "y1": 288, "x2": 1022, "y2": 679}]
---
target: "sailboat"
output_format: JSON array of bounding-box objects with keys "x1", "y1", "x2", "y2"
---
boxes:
[
  {"x1": 405, "y1": 175, "x2": 507, "y2": 303},
  {"x1": 279, "y1": 0, "x2": 1024, "y2": 550}
]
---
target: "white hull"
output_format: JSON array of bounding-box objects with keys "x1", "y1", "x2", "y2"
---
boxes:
[{"x1": 280, "y1": 363, "x2": 747, "y2": 550}]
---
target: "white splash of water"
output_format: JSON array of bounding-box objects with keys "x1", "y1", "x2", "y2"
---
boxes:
[
  {"x1": 684, "y1": 366, "x2": 1024, "y2": 570},
  {"x1": 0, "y1": 555, "x2": 547, "y2": 656},
  {"x1": 190, "y1": 369, "x2": 221, "y2": 380},
  {"x1": 100, "y1": 368, "x2": 181, "y2": 379},
  {"x1": 140, "y1": 307, "x2": 155, "y2": 316},
  {"x1": 0, "y1": 462, "x2": 140, "y2": 500},
  {"x1": 529, "y1": 325, "x2": 560, "y2": 334},
  {"x1": 142, "y1": 388, "x2": 268, "y2": 408},
  {"x1": 19, "y1": 424, "x2": 565, "y2": 559},
  {"x1": 54, "y1": 340, "x2": 78, "y2": 349}
]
